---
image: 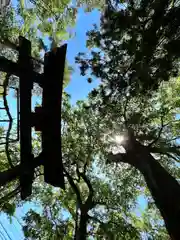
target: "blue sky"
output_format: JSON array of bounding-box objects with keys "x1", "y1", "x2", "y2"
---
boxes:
[{"x1": 65, "y1": 8, "x2": 100, "y2": 103}]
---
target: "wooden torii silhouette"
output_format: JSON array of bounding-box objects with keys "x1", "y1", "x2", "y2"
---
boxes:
[{"x1": 0, "y1": 36, "x2": 66, "y2": 200}]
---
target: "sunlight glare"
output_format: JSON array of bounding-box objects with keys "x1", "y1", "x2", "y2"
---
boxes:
[{"x1": 114, "y1": 135, "x2": 124, "y2": 144}]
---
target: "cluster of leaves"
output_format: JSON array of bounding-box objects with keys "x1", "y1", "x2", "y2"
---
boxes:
[
  {"x1": 22, "y1": 186, "x2": 74, "y2": 239},
  {"x1": 22, "y1": 0, "x2": 77, "y2": 46},
  {"x1": 0, "y1": 0, "x2": 79, "y2": 91}
]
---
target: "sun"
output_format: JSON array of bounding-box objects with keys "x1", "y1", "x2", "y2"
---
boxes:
[{"x1": 114, "y1": 135, "x2": 124, "y2": 144}]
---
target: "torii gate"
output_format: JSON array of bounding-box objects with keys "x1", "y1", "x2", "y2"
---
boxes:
[{"x1": 0, "y1": 36, "x2": 66, "y2": 199}]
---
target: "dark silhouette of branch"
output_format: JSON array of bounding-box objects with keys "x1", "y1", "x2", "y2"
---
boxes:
[
  {"x1": 73, "y1": 166, "x2": 95, "y2": 240},
  {"x1": 76, "y1": 166, "x2": 95, "y2": 208},
  {"x1": 0, "y1": 152, "x2": 43, "y2": 187},
  {"x1": 148, "y1": 117, "x2": 179, "y2": 147},
  {"x1": 79, "y1": 171, "x2": 94, "y2": 201},
  {"x1": 123, "y1": 96, "x2": 129, "y2": 126},
  {"x1": 63, "y1": 167, "x2": 82, "y2": 206},
  {"x1": 64, "y1": 166, "x2": 92, "y2": 240},
  {"x1": 74, "y1": 202, "x2": 79, "y2": 240},
  {"x1": 107, "y1": 152, "x2": 128, "y2": 164},
  {"x1": 166, "y1": 136, "x2": 180, "y2": 142},
  {"x1": 3, "y1": 73, "x2": 14, "y2": 168},
  {"x1": 83, "y1": 161, "x2": 88, "y2": 174},
  {"x1": 149, "y1": 146, "x2": 180, "y2": 156},
  {"x1": 0, "y1": 185, "x2": 20, "y2": 205},
  {"x1": 163, "y1": 152, "x2": 180, "y2": 163}
]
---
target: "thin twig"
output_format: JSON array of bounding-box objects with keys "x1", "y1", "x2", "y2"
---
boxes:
[
  {"x1": 166, "y1": 136, "x2": 180, "y2": 142},
  {"x1": 162, "y1": 152, "x2": 180, "y2": 163}
]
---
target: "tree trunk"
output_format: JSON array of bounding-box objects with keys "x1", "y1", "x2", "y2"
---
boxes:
[
  {"x1": 77, "y1": 212, "x2": 88, "y2": 240},
  {"x1": 120, "y1": 131, "x2": 180, "y2": 240},
  {"x1": 136, "y1": 151, "x2": 180, "y2": 240},
  {"x1": 109, "y1": 130, "x2": 180, "y2": 239}
]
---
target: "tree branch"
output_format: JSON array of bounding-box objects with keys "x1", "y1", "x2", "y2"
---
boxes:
[
  {"x1": 77, "y1": 167, "x2": 95, "y2": 210},
  {"x1": 0, "y1": 152, "x2": 43, "y2": 187},
  {"x1": 148, "y1": 119, "x2": 180, "y2": 147},
  {"x1": 74, "y1": 202, "x2": 79, "y2": 240},
  {"x1": 163, "y1": 152, "x2": 180, "y2": 163},
  {"x1": 81, "y1": 172, "x2": 93, "y2": 195},
  {"x1": 123, "y1": 96, "x2": 129, "y2": 126},
  {"x1": 75, "y1": 170, "x2": 94, "y2": 240},
  {"x1": 63, "y1": 167, "x2": 82, "y2": 206},
  {"x1": 107, "y1": 152, "x2": 128, "y2": 164},
  {"x1": 149, "y1": 146, "x2": 180, "y2": 156},
  {"x1": 166, "y1": 136, "x2": 180, "y2": 142},
  {"x1": 0, "y1": 185, "x2": 20, "y2": 205},
  {"x1": 3, "y1": 73, "x2": 14, "y2": 168}
]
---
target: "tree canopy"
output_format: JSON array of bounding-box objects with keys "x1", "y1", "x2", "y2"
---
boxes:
[
  {"x1": 21, "y1": 77, "x2": 180, "y2": 238},
  {"x1": 76, "y1": 0, "x2": 180, "y2": 96},
  {"x1": 0, "y1": 0, "x2": 179, "y2": 239}
]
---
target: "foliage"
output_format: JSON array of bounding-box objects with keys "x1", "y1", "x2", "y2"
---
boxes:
[
  {"x1": 20, "y1": 94, "x2": 141, "y2": 238},
  {"x1": 0, "y1": 79, "x2": 179, "y2": 237},
  {"x1": 22, "y1": 80, "x2": 180, "y2": 238},
  {"x1": 0, "y1": 0, "x2": 179, "y2": 239},
  {"x1": 76, "y1": 0, "x2": 180, "y2": 96},
  {"x1": 19, "y1": 0, "x2": 77, "y2": 47},
  {"x1": 0, "y1": 0, "x2": 77, "y2": 90},
  {"x1": 0, "y1": 0, "x2": 101, "y2": 230},
  {"x1": 76, "y1": 0, "x2": 105, "y2": 12}
]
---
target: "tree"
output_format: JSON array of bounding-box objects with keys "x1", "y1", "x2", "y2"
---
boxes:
[
  {"x1": 86, "y1": 76, "x2": 180, "y2": 238},
  {"x1": 1, "y1": 80, "x2": 179, "y2": 239},
  {"x1": 108, "y1": 128, "x2": 180, "y2": 239},
  {"x1": 76, "y1": 0, "x2": 180, "y2": 96},
  {"x1": 19, "y1": 0, "x2": 104, "y2": 49},
  {"x1": 21, "y1": 94, "x2": 141, "y2": 239},
  {"x1": 74, "y1": 1, "x2": 180, "y2": 236},
  {"x1": 21, "y1": 81, "x2": 180, "y2": 239},
  {"x1": 75, "y1": 0, "x2": 105, "y2": 12}
]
